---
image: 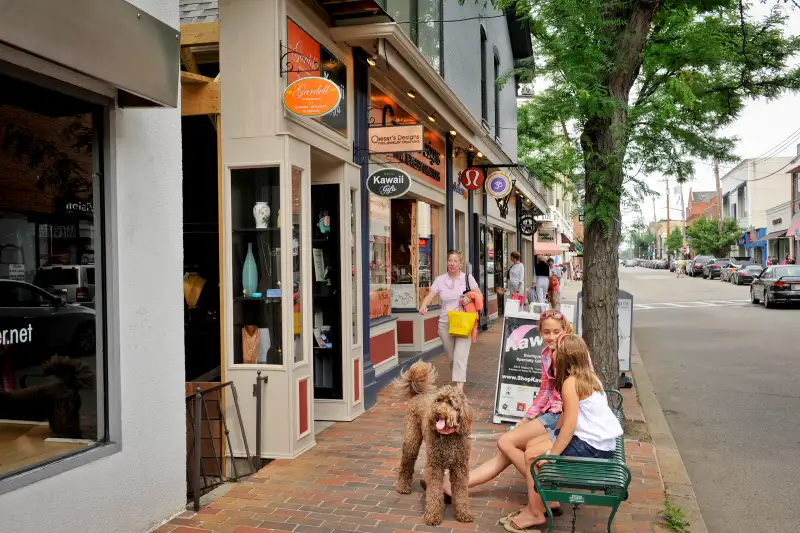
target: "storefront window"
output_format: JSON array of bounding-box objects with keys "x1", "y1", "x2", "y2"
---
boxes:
[
  {"x1": 292, "y1": 168, "x2": 304, "y2": 364},
  {"x1": 230, "y1": 167, "x2": 283, "y2": 365},
  {"x1": 351, "y1": 189, "x2": 359, "y2": 344},
  {"x1": 383, "y1": 0, "x2": 442, "y2": 75},
  {"x1": 417, "y1": 202, "x2": 439, "y2": 304},
  {"x1": 369, "y1": 195, "x2": 391, "y2": 319},
  {"x1": 0, "y1": 72, "x2": 106, "y2": 479}
]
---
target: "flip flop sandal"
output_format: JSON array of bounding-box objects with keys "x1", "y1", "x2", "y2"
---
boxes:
[
  {"x1": 499, "y1": 508, "x2": 562, "y2": 525},
  {"x1": 502, "y1": 518, "x2": 543, "y2": 533},
  {"x1": 419, "y1": 479, "x2": 452, "y2": 504}
]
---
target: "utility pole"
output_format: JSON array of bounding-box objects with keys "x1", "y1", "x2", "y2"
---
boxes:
[
  {"x1": 665, "y1": 177, "x2": 671, "y2": 241},
  {"x1": 714, "y1": 157, "x2": 723, "y2": 233}
]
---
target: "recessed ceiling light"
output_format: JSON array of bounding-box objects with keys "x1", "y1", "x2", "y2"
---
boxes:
[
  {"x1": 449, "y1": 129, "x2": 457, "y2": 136},
  {"x1": 428, "y1": 113, "x2": 437, "y2": 122},
  {"x1": 366, "y1": 56, "x2": 377, "y2": 67},
  {"x1": 407, "y1": 89, "x2": 417, "y2": 99},
  {"x1": 477, "y1": 151, "x2": 484, "y2": 158}
]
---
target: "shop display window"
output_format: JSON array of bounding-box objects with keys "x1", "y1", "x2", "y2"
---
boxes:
[
  {"x1": 0, "y1": 72, "x2": 107, "y2": 479},
  {"x1": 230, "y1": 167, "x2": 283, "y2": 366},
  {"x1": 292, "y1": 168, "x2": 304, "y2": 364},
  {"x1": 369, "y1": 195, "x2": 439, "y2": 314},
  {"x1": 350, "y1": 189, "x2": 359, "y2": 345}
]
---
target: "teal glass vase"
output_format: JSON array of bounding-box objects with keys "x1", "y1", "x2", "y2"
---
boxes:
[{"x1": 242, "y1": 243, "x2": 258, "y2": 296}]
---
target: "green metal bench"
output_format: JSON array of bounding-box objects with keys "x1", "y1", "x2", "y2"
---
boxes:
[{"x1": 530, "y1": 389, "x2": 631, "y2": 533}]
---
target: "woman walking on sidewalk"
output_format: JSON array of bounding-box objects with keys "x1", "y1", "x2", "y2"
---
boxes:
[
  {"x1": 418, "y1": 250, "x2": 483, "y2": 394},
  {"x1": 508, "y1": 251, "x2": 525, "y2": 300},
  {"x1": 439, "y1": 310, "x2": 573, "y2": 504},
  {"x1": 533, "y1": 255, "x2": 550, "y2": 304}
]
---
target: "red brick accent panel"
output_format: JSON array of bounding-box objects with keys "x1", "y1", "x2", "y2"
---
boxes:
[
  {"x1": 370, "y1": 330, "x2": 396, "y2": 365},
  {"x1": 488, "y1": 296, "x2": 499, "y2": 315},
  {"x1": 424, "y1": 316, "x2": 439, "y2": 342},
  {"x1": 396, "y1": 320, "x2": 414, "y2": 344},
  {"x1": 354, "y1": 359, "x2": 360, "y2": 403},
  {"x1": 298, "y1": 379, "x2": 309, "y2": 435}
]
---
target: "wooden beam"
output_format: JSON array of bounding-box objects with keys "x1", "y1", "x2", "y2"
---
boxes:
[
  {"x1": 182, "y1": 82, "x2": 220, "y2": 116},
  {"x1": 181, "y1": 48, "x2": 199, "y2": 74},
  {"x1": 181, "y1": 22, "x2": 219, "y2": 47},
  {"x1": 181, "y1": 71, "x2": 215, "y2": 85}
]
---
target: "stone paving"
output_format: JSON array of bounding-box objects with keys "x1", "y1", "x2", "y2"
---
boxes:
[{"x1": 156, "y1": 323, "x2": 666, "y2": 533}]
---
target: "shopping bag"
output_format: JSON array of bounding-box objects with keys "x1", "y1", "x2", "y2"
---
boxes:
[
  {"x1": 510, "y1": 294, "x2": 525, "y2": 305},
  {"x1": 448, "y1": 309, "x2": 477, "y2": 338}
]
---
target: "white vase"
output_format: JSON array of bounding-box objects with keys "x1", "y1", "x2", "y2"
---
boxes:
[{"x1": 253, "y1": 202, "x2": 270, "y2": 228}]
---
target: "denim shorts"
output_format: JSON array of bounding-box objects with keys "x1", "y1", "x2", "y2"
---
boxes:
[
  {"x1": 554, "y1": 429, "x2": 614, "y2": 459},
  {"x1": 536, "y1": 412, "x2": 560, "y2": 442}
]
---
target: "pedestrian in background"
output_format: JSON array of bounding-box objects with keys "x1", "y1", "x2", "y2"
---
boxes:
[
  {"x1": 508, "y1": 251, "x2": 525, "y2": 299},
  {"x1": 533, "y1": 255, "x2": 550, "y2": 304},
  {"x1": 787, "y1": 255, "x2": 796, "y2": 264}
]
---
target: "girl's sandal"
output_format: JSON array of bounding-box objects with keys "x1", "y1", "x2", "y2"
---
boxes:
[
  {"x1": 498, "y1": 512, "x2": 521, "y2": 526},
  {"x1": 502, "y1": 517, "x2": 543, "y2": 533}
]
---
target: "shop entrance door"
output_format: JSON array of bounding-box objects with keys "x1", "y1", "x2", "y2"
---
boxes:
[
  {"x1": 493, "y1": 228, "x2": 505, "y2": 316},
  {"x1": 472, "y1": 214, "x2": 488, "y2": 329}
]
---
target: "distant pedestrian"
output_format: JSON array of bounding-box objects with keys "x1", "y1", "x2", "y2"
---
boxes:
[
  {"x1": 677, "y1": 257, "x2": 685, "y2": 278},
  {"x1": 508, "y1": 251, "x2": 525, "y2": 297},
  {"x1": 533, "y1": 255, "x2": 550, "y2": 304}
]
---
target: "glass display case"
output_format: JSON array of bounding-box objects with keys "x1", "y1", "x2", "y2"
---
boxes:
[
  {"x1": 311, "y1": 184, "x2": 343, "y2": 400},
  {"x1": 230, "y1": 167, "x2": 283, "y2": 365}
]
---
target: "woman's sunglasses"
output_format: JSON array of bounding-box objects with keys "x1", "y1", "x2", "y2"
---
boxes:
[{"x1": 540, "y1": 310, "x2": 564, "y2": 321}]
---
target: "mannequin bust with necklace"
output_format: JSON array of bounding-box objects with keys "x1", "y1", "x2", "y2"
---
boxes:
[{"x1": 184, "y1": 271, "x2": 207, "y2": 309}]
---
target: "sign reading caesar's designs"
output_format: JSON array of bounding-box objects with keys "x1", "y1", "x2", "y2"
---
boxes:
[
  {"x1": 485, "y1": 171, "x2": 513, "y2": 198},
  {"x1": 283, "y1": 77, "x2": 342, "y2": 118},
  {"x1": 369, "y1": 125, "x2": 424, "y2": 153},
  {"x1": 493, "y1": 315, "x2": 544, "y2": 424},
  {"x1": 367, "y1": 168, "x2": 412, "y2": 199}
]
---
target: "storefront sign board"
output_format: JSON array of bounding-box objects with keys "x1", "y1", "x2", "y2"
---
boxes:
[
  {"x1": 537, "y1": 229, "x2": 556, "y2": 243},
  {"x1": 7, "y1": 264, "x2": 25, "y2": 281},
  {"x1": 575, "y1": 290, "x2": 633, "y2": 372},
  {"x1": 367, "y1": 168, "x2": 412, "y2": 199},
  {"x1": 493, "y1": 315, "x2": 544, "y2": 424},
  {"x1": 485, "y1": 171, "x2": 512, "y2": 198},
  {"x1": 284, "y1": 77, "x2": 341, "y2": 118},
  {"x1": 368, "y1": 125, "x2": 424, "y2": 153},
  {"x1": 460, "y1": 167, "x2": 484, "y2": 191}
]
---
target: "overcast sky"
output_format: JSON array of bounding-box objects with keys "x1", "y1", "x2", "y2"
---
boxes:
[{"x1": 626, "y1": 2, "x2": 800, "y2": 226}]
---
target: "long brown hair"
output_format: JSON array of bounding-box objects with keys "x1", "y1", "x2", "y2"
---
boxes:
[{"x1": 553, "y1": 335, "x2": 601, "y2": 399}]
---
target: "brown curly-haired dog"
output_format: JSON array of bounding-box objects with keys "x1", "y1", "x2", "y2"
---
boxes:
[{"x1": 394, "y1": 361, "x2": 473, "y2": 526}]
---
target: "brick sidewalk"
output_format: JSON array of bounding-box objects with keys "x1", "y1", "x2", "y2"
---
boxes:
[{"x1": 157, "y1": 325, "x2": 665, "y2": 533}]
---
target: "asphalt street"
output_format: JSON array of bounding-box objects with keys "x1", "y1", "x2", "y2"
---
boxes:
[{"x1": 621, "y1": 265, "x2": 800, "y2": 533}]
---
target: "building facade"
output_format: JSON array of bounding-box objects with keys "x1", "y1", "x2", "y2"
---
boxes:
[{"x1": 0, "y1": 1, "x2": 186, "y2": 532}]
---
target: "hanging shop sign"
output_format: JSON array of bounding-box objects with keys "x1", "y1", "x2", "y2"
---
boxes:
[
  {"x1": 285, "y1": 19, "x2": 348, "y2": 134},
  {"x1": 368, "y1": 124, "x2": 424, "y2": 153},
  {"x1": 283, "y1": 77, "x2": 341, "y2": 118},
  {"x1": 537, "y1": 228, "x2": 556, "y2": 243},
  {"x1": 453, "y1": 175, "x2": 468, "y2": 200},
  {"x1": 492, "y1": 315, "x2": 544, "y2": 424},
  {"x1": 485, "y1": 171, "x2": 513, "y2": 198},
  {"x1": 460, "y1": 167, "x2": 485, "y2": 191},
  {"x1": 367, "y1": 168, "x2": 412, "y2": 199},
  {"x1": 519, "y1": 214, "x2": 537, "y2": 236}
]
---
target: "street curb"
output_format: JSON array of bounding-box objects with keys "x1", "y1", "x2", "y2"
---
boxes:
[{"x1": 631, "y1": 337, "x2": 709, "y2": 533}]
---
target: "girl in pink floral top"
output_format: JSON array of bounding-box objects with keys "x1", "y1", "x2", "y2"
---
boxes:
[{"x1": 441, "y1": 310, "x2": 572, "y2": 504}]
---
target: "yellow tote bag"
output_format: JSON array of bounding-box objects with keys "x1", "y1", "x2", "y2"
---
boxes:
[{"x1": 448, "y1": 310, "x2": 476, "y2": 338}]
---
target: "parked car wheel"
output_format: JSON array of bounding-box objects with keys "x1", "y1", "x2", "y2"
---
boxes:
[
  {"x1": 72, "y1": 322, "x2": 96, "y2": 355},
  {"x1": 764, "y1": 291, "x2": 773, "y2": 309},
  {"x1": 751, "y1": 287, "x2": 759, "y2": 304}
]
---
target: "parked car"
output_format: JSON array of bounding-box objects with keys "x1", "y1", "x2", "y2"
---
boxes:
[
  {"x1": 703, "y1": 259, "x2": 730, "y2": 279},
  {"x1": 732, "y1": 264, "x2": 765, "y2": 285},
  {"x1": 33, "y1": 264, "x2": 95, "y2": 304},
  {"x1": 720, "y1": 262, "x2": 741, "y2": 282},
  {"x1": 686, "y1": 256, "x2": 711, "y2": 277},
  {"x1": 624, "y1": 259, "x2": 635, "y2": 267},
  {"x1": 750, "y1": 265, "x2": 800, "y2": 307},
  {"x1": 0, "y1": 279, "x2": 96, "y2": 370}
]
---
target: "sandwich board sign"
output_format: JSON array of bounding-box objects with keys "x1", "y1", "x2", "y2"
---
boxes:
[
  {"x1": 575, "y1": 290, "x2": 633, "y2": 372},
  {"x1": 493, "y1": 313, "x2": 544, "y2": 424}
]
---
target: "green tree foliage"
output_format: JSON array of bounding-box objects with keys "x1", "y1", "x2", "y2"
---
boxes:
[
  {"x1": 686, "y1": 217, "x2": 743, "y2": 257},
  {"x1": 665, "y1": 227, "x2": 684, "y2": 255},
  {"x1": 498, "y1": 0, "x2": 800, "y2": 386}
]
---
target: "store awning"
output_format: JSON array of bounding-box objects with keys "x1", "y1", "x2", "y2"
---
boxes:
[
  {"x1": 787, "y1": 212, "x2": 800, "y2": 238},
  {"x1": 574, "y1": 241, "x2": 583, "y2": 254},
  {"x1": 533, "y1": 241, "x2": 562, "y2": 255},
  {"x1": 758, "y1": 230, "x2": 790, "y2": 243},
  {"x1": 560, "y1": 233, "x2": 576, "y2": 252}
]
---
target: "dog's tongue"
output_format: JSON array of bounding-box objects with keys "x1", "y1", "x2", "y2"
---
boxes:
[{"x1": 436, "y1": 419, "x2": 446, "y2": 430}]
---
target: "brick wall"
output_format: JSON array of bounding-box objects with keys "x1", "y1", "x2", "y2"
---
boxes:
[{"x1": 0, "y1": 105, "x2": 93, "y2": 215}]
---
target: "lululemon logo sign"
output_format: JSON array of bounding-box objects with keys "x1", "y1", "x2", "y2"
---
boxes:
[
  {"x1": 485, "y1": 171, "x2": 512, "y2": 198},
  {"x1": 367, "y1": 168, "x2": 412, "y2": 199},
  {"x1": 460, "y1": 167, "x2": 484, "y2": 190}
]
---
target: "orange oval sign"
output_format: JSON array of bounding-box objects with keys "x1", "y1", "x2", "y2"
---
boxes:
[{"x1": 283, "y1": 77, "x2": 342, "y2": 118}]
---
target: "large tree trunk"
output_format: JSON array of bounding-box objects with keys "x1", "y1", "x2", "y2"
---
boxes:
[
  {"x1": 581, "y1": 119, "x2": 624, "y2": 389},
  {"x1": 580, "y1": 0, "x2": 663, "y2": 389}
]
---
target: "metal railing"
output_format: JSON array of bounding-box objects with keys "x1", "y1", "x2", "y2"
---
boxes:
[{"x1": 187, "y1": 381, "x2": 255, "y2": 511}]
